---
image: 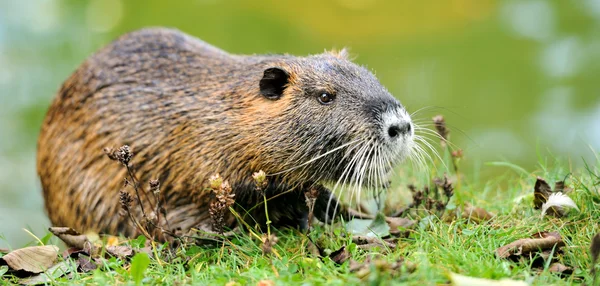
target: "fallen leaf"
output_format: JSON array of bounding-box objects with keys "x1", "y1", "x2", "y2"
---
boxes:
[
  {"x1": 76, "y1": 255, "x2": 97, "y2": 272},
  {"x1": 349, "y1": 260, "x2": 374, "y2": 279},
  {"x1": 554, "y1": 181, "x2": 565, "y2": 193},
  {"x1": 348, "y1": 258, "x2": 370, "y2": 272},
  {"x1": 448, "y1": 272, "x2": 528, "y2": 286},
  {"x1": 461, "y1": 203, "x2": 495, "y2": 223},
  {"x1": 386, "y1": 217, "x2": 415, "y2": 236},
  {"x1": 329, "y1": 245, "x2": 350, "y2": 264},
  {"x1": 49, "y1": 227, "x2": 91, "y2": 251},
  {"x1": 349, "y1": 257, "x2": 415, "y2": 279},
  {"x1": 346, "y1": 206, "x2": 375, "y2": 220},
  {"x1": 17, "y1": 261, "x2": 71, "y2": 285},
  {"x1": 346, "y1": 212, "x2": 390, "y2": 238},
  {"x1": 137, "y1": 246, "x2": 154, "y2": 257},
  {"x1": 548, "y1": 263, "x2": 572, "y2": 276},
  {"x1": 60, "y1": 246, "x2": 99, "y2": 274},
  {"x1": 106, "y1": 245, "x2": 134, "y2": 259},
  {"x1": 356, "y1": 243, "x2": 389, "y2": 251},
  {"x1": 496, "y1": 231, "x2": 564, "y2": 259},
  {"x1": 530, "y1": 249, "x2": 556, "y2": 268},
  {"x1": 534, "y1": 177, "x2": 553, "y2": 209},
  {"x1": 62, "y1": 247, "x2": 87, "y2": 260},
  {"x1": 1, "y1": 245, "x2": 59, "y2": 273},
  {"x1": 352, "y1": 236, "x2": 397, "y2": 249},
  {"x1": 305, "y1": 239, "x2": 321, "y2": 257}
]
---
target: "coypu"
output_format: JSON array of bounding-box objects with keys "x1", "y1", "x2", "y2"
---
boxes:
[{"x1": 37, "y1": 28, "x2": 415, "y2": 238}]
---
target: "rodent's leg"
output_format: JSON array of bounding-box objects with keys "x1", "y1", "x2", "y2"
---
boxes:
[
  {"x1": 311, "y1": 184, "x2": 376, "y2": 224},
  {"x1": 311, "y1": 184, "x2": 349, "y2": 224}
]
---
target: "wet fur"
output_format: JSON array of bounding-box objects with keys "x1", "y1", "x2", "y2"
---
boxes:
[{"x1": 37, "y1": 28, "x2": 405, "y2": 236}]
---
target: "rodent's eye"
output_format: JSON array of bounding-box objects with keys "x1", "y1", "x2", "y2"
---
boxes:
[{"x1": 318, "y1": 93, "x2": 335, "y2": 105}]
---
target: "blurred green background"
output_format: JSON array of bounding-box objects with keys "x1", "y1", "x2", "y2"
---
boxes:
[{"x1": 0, "y1": 0, "x2": 599, "y2": 247}]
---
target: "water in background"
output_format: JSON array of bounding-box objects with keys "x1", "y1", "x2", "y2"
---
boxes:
[{"x1": 0, "y1": 0, "x2": 599, "y2": 247}]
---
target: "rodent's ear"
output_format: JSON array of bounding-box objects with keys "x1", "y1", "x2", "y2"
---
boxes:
[{"x1": 260, "y1": 67, "x2": 289, "y2": 100}]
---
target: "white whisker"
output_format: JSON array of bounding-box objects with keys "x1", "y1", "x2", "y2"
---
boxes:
[
  {"x1": 269, "y1": 139, "x2": 360, "y2": 177},
  {"x1": 325, "y1": 139, "x2": 368, "y2": 223}
]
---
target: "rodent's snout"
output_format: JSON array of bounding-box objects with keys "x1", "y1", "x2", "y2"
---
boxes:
[
  {"x1": 387, "y1": 121, "x2": 412, "y2": 139},
  {"x1": 381, "y1": 108, "x2": 413, "y2": 143}
]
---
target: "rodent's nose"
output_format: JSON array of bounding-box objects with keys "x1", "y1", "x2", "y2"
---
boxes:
[{"x1": 387, "y1": 122, "x2": 412, "y2": 139}]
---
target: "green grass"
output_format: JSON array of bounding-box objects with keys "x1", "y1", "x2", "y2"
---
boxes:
[{"x1": 2, "y1": 154, "x2": 599, "y2": 285}]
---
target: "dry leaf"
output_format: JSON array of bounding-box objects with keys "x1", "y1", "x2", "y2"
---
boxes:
[
  {"x1": 533, "y1": 250, "x2": 555, "y2": 266},
  {"x1": 349, "y1": 257, "x2": 415, "y2": 279},
  {"x1": 356, "y1": 243, "x2": 389, "y2": 251},
  {"x1": 541, "y1": 192, "x2": 578, "y2": 218},
  {"x1": 137, "y1": 246, "x2": 154, "y2": 257},
  {"x1": 1, "y1": 245, "x2": 59, "y2": 273},
  {"x1": 62, "y1": 247, "x2": 89, "y2": 260},
  {"x1": 352, "y1": 236, "x2": 397, "y2": 249},
  {"x1": 534, "y1": 177, "x2": 552, "y2": 209},
  {"x1": 346, "y1": 213, "x2": 390, "y2": 238},
  {"x1": 17, "y1": 260, "x2": 71, "y2": 285},
  {"x1": 76, "y1": 255, "x2": 97, "y2": 272},
  {"x1": 554, "y1": 181, "x2": 565, "y2": 193},
  {"x1": 461, "y1": 203, "x2": 495, "y2": 223},
  {"x1": 329, "y1": 246, "x2": 350, "y2": 264},
  {"x1": 548, "y1": 263, "x2": 572, "y2": 275},
  {"x1": 49, "y1": 227, "x2": 93, "y2": 254},
  {"x1": 386, "y1": 217, "x2": 415, "y2": 236},
  {"x1": 448, "y1": 272, "x2": 528, "y2": 286},
  {"x1": 496, "y1": 231, "x2": 564, "y2": 259},
  {"x1": 348, "y1": 258, "x2": 370, "y2": 272},
  {"x1": 106, "y1": 245, "x2": 134, "y2": 259},
  {"x1": 306, "y1": 239, "x2": 321, "y2": 257}
]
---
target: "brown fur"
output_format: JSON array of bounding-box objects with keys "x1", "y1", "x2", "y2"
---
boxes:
[{"x1": 37, "y1": 28, "x2": 410, "y2": 237}]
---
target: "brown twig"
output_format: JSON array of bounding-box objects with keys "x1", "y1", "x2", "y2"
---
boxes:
[
  {"x1": 119, "y1": 190, "x2": 152, "y2": 238},
  {"x1": 208, "y1": 174, "x2": 235, "y2": 235},
  {"x1": 304, "y1": 187, "x2": 318, "y2": 231},
  {"x1": 392, "y1": 176, "x2": 454, "y2": 219},
  {"x1": 106, "y1": 145, "x2": 177, "y2": 242},
  {"x1": 432, "y1": 115, "x2": 461, "y2": 175}
]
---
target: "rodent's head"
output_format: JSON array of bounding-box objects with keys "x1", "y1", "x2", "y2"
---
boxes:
[{"x1": 242, "y1": 50, "x2": 414, "y2": 188}]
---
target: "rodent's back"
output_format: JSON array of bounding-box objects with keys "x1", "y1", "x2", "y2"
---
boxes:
[{"x1": 37, "y1": 28, "x2": 264, "y2": 234}]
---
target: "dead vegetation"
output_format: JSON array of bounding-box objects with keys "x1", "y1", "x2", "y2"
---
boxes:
[
  {"x1": 208, "y1": 174, "x2": 235, "y2": 235},
  {"x1": 104, "y1": 146, "x2": 173, "y2": 241}
]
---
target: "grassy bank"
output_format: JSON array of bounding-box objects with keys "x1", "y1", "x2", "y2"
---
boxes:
[{"x1": 1, "y1": 153, "x2": 598, "y2": 285}]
